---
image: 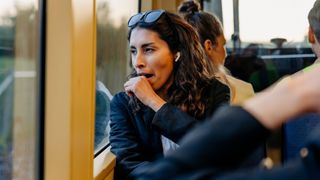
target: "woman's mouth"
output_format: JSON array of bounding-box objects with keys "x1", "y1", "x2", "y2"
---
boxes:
[
  {"x1": 144, "y1": 74, "x2": 153, "y2": 78},
  {"x1": 138, "y1": 73, "x2": 153, "y2": 78}
]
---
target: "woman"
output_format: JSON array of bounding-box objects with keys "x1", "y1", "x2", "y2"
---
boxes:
[
  {"x1": 109, "y1": 10, "x2": 229, "y2": 179},
  {"x1": 178, "y1": 0, "x2": 255, "y2": 105}
]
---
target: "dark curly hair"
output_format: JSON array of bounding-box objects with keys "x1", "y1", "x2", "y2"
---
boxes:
[{"x1": 127, "y1": 10, "x2": 218, "y2": 119}]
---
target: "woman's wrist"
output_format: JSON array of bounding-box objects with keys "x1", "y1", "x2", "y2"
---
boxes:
[{"x1": 148, "y1": 96, "x2": 166, "y2": 112}]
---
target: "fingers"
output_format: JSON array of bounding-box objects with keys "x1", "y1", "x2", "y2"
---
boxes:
[
  {"x1": 124, "y1": 78, "x2": 135, "y2": 96},
  {"x1": 124, "y1": 76, "x2": 150, "y2": 97},
  {"x1": 123, "y1": 76, "x2": 166, "y2": 111}
]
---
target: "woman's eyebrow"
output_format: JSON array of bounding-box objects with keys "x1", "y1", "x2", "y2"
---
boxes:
[
  {"x1": 141, "y1": 42, "x2": 155, "y2": 48},
  {"x1": 130, "y1": 42, "x2": 154, "y2": 49}
]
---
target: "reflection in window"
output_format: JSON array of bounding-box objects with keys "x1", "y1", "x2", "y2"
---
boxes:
[
  {"x1": 94, "y1": 0, "x2": 138, "y2": 153},
  {"x1": 0, "y1": 0, "x2": 39, "y2": 179}
]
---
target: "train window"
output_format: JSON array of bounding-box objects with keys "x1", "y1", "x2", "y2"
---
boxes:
[
  {"x1": 0, "y1": 0, "x2": 41, "y2": 179},
  {"x1": 95, "y1": 0, "x2": 139, "y2": 154},
  {"x1": 205, "y1": 0, "x2": 317, "y2": 92}
]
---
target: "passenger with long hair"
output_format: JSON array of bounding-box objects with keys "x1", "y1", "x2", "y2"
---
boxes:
[
  {"x1": 178, "y1": 0, "x2": 255, "y2": 105},
  {"x1": 109, "y1": 10, "x2": 229, "y2": 179}
]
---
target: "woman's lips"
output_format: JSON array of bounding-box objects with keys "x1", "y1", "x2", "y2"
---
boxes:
[{"x1": 138, "y1": 73, "x2": 153, "y2": 78}]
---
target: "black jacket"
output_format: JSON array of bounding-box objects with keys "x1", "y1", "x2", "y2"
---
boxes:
[
  {"x1": 137, "y1": 106, "x2": 320, "y2": 180},
  {"x1": 109, "y1": 79, "x2": 230, "y2": 179}
]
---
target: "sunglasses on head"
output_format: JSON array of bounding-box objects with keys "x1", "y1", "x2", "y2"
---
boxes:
[{"x1": 128, "y1": 9, "x2": 166, "y2": 28}]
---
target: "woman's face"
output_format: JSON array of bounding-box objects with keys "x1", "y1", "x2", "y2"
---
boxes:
[
  {"x1": 210, "y1": 35, "x2": 227, "y2": 65},
  {"x1": 129, "y1": 27, "x2": 175, "y2": 91}
]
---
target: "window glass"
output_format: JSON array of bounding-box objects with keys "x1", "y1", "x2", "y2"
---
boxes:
[
  {"x1": 95, "y1": 0, "x2": 138, "y2": 153},
  {"x1": 222, "y1": 0, "x2": 315, "y2": 44},
  {"x1": 205, "y1": 0, "x2": 317, "y2": 92},
  {"x1": 0, "y1": 0, "x2": 39, "y2": 179}
]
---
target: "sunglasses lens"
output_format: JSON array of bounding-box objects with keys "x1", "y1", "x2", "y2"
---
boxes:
[
  {"x1": 128, "y1": 13, "x2": 143, "y2": 27},
  {"x1": 144, "y1": 10, "x2": 164, "y2": 23},
  {"x1": 128, "y1": 10, "x2": 165, "y2": 28}
]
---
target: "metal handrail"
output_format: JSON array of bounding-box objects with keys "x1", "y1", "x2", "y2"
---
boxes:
[{"x1": 259, "y1": 54, "x2": 316, "y2": 60}]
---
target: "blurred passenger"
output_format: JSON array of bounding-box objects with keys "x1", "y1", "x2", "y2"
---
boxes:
[
  {"x1": 279, "y1": 0, "x2": 320, "y2": 161},
  {"x1": 308, "y1": 0, "x2": 320, "y2": 65},
  {"x1": 178, "y1": 0, "x2": 254, "y2": 105},
  {"x1": 109, "y1": 10, "x2": 230, "y2": 179},
  {"x1": 227, "y1": 43, "x2": 279, "y2": 92},
  {"x1": 137, "y1": 63, "x2": 320, "y2": 180}
]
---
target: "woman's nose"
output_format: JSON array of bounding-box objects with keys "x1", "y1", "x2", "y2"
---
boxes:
[{"x1": 133, "y1": 53, "x2": 146, "y2": 69}]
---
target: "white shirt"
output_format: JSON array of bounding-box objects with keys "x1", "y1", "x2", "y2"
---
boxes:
[{"x1": 161, "y1": 135, "x2": 179, "y2": 156}]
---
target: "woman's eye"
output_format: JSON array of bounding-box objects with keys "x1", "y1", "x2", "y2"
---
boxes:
[
  {"x1": 130, "y1": 49, "x2": 137, "y2": 55},
  {"x1": 145, "y1": 48, "x2": 154, "y2": 53}
]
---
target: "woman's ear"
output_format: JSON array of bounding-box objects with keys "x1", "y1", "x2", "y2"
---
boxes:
[
  {"x1": 309, "y1": 26, "x2": 316, "y2": 44},
  {"x1": 204, "y1": 39, "x2": 213, "y2": 52}
]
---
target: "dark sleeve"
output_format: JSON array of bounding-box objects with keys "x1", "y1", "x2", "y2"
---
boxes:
[
  {"x1": 214, "y1": 158, "x2": 308, "y2": 180},
  {"x1": 206, "y1": 79, "x2": 231, "y2": 115},
  {"x1": 136, "y1": 106, "x2": 270, "y2": 179},
  {"x1": 152, "y1": 80, "x2": 230, "y2": 143},
  {"x1": 109, "y1": 93, "x2": 151, "y2": 180},
  {"x1": 217, "y1": 119, "x2": 320, "y2": 180}
]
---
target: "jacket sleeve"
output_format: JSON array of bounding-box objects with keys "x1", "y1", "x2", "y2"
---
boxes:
[
  {"x1": 109, "y1": 93, "x2": 152, "y2": 179},
  {"x1": 137, "y1": 106, "x2": 270, "y2": 180},
  {"x1": 152, "y1": 80, "x2": 230, "y2": 143}
]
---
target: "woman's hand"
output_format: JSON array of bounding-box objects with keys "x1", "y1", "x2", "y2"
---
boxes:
[{"x1": 124, "y1": 76, "x2": 166, "y2": 111}]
